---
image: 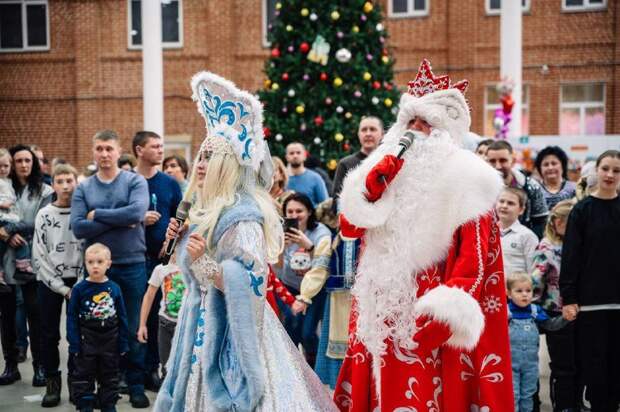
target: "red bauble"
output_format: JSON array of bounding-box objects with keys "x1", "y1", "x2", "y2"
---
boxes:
[
  {"x1": 299, "y1": 42, "x2": 310, "y2": 53},
  {"x1": 372, "y1": 81, "x2": 381, "y2": 90},
  {"x1": 314, "y1": 116, "x2": 324, "y2": 126},
  {"x1": 343, "y1": 142, "x2": 351, "y2": 151},
  {"x1": 320, "y1": 72, "x2": 328, "y2": 81},
  {"x1": 282, "y1": 73, "x2": 289, "y2": 81},
  {"x1": 263, "y1": 127, "x2": 271, "y2": 137},
  {"x1": 271, "y1": 48, "x2": 281, "y2": 58},
  {"x1": 501, "y1": 95, "x2": 515, "y2": 114}
]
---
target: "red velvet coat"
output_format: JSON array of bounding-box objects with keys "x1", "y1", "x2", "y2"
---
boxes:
[{"x1": 334, "y1": 212, "x2": 514, "y2": 412}]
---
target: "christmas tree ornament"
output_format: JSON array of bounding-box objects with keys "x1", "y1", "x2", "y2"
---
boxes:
[
  {"x1": 345, "y1": 112, "x2": 352, "y2": 119},
  {"x1": 327, "y1": 159, "x2": 338, "y2": 170},
  {"x1": 275, "y1": 2, "x2": 282, "y2": 10},
  {"x1": 372, "y1": 81, "x2": 381, "y2": 89},
  {"x1": 335, "y1": 48, "x2": 352, "y2": 63},
  {"x1": 286, "y1": 25, "x2": 293, "y2": 32},
  {"x1": 382, "y1": 55, "x2": 390, "y2": 64},
  {"x1": 288, "y1": 89, "x2": 295, "y2": 97},
  {"x1": 287, "y1": 45, "x2": 294, "y2": 52},
  {"x1": 282, "y1": 73, "x2": 290, "y2": 81},
  {"x1": 363, "y1": 72, "x2": 372, "y2": 81},
  {"x1": 271, "y1": 82, "x2": 280, "y2": 91},
  {"x1": 336, "y1": 106, "x2": 344, "y2": 113},
  {"x1": 331, "y1": 10, "x2": 340, "y2": 20},
  {"x1": 314, "y1": 116, "x2": 324, "y2": 126},
  {"x1": 275, "y1": 10, "x2": 280, "y2": 17},
  {"x1": 275, "y1": 133, "x2": 283, "y2": 141},
  {"x1": 309, "y1": 12, "x2": 318, "y2": 21},
  {"x1": 303, "y1": 74, "x2": 310, "y2": 81},
  {"x1": 281, "y1": 107, "x2": 288, "y2": 113},
  {"x1": 371, "y1": 96, "x2": 379, "y2": 104},
  {"x1": 313, "y1": 137, "x2": 322, "y2": 144},
  {"x1": 263, "y1": 127, "x2": 271, "y2": 138},
  {"x1": 320, "y1": 72, "x2": 328, "y2": 81},
  {"x1": 337, "y1": 31, "x2": 344, "y2": 39},
  {"x1": 271, "y1": 48, "x2": 281, "y2": 58},
  {"x1": 296, "y1": 105, "x2": 305, "y2": 114},
  {"x1": 379, "y1": 36, "x2": 385, "y2": 44},
  {"x1": 264, "y1": 79, "x2": 272, "y2": 88},
  {"x1": 307, "y1": 35, "x2": 330, "y2": 65},
  {"x1": 299, "y1": 42, "x2": 310, "y2": 53},
  {"x1": 343, "y1": 142, "x2": 351, "y2": 151},
  {"x1": 352, "y1": 25, "x2": 360, "y2": 33},
  {"x1": 363, "y1": 1, "x2": 374, "y2": 13},
  {"x1": 334, "y1": 132, "x2": 344, "y2": 142},
  {"x1": 360, "y1": 14, "x2": 368, "y2": 22},
  {"x1": 325, "y1": 97, "x2": 333, "y2": 105},
  {"x1": 300, "y1": 122, "x2": 307, "y2": 131},
  {"x1": 268, "y1": 24, "x2": 273, "y2": 30},
  {"x1": 384, "y1": 97, "x2": 393, "y2": 107},
  {"x1": 333, "y1": 77, "x2": 343, "y2": 87},
  {"x1": 376, "y1": 23, "x2": 384, "y2": 31},
  {"x1": 354, "y1": 90, "x2": 362, "y2": 98},
  {"x1": 300, "y1": 8, "x2": 309, "y2": 17},
  {"x1": 366, "y1": 53, "x2": 373, "y2": 61}
]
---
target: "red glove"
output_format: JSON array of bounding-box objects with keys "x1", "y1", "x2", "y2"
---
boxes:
[
  {"x1": 339, "y1": 214, "x2": 366, "y2": 239},
  {"x1": 412, "y1": 315, "x2": 453, "y2": 357},
  {"x1": 365, "y1": 155, "x2": 404, "y2": 202}
]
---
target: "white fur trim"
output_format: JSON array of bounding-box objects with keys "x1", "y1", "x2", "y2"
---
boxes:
[{"x1": 415, "y1": 285, "x2": 485, "y2": 350}]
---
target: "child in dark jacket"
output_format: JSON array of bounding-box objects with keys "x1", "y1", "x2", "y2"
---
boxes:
[
  {"x1": 67, "y1": 243, "x2": 128, "y2": 412},
  {"x1": 507, "y1": 272, "x2": 571, "y2": 412}
]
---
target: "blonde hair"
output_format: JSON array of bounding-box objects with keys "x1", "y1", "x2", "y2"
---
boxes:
[
  {"x1": 0, "y1": 148, "x2": 9, "y2": 160},
  {"x1": 544, "y1": 199, "x2": 574, "y2": 244},
  {"x1": 271, "y1": 156, "x2": 288, "y2": 189},
  {"x1": 52, "y1": 163, "x2": 78, "y2": 180},
  {"x1": 506, "y1": 272, "x2": 532, "y2": 291},
  {"x1": 185, "y1": 150, "x2": 283, "y2": 263},
  {"x1": 85, "y1": 242, "x2": 112, "y2": 260}
]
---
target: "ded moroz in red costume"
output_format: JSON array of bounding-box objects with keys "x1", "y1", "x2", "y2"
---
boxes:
[{"x1": 333, "y1": 60, "x2": 514, "y2": 411}]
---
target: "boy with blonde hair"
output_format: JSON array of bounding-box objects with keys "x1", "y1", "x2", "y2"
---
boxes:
[{"x1": 67, "y1": 243, "x2": 128, "y2": 412}]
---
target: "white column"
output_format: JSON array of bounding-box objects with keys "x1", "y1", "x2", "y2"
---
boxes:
[
  {"x1": 141, "y1": 0, "x2": 164, "y2": 136},
  {"x1": 500, "y1": 0, "x2": 522, "y2": 138}
]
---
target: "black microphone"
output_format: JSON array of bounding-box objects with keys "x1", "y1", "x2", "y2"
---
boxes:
[
  {"x1": 161, "y1": 200, "x2": 192, "y2": 265},
  {"x1": 396, "y1": 130, "x2": 416, "y2": 159}
]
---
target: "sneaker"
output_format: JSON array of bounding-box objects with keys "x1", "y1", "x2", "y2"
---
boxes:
[{"x1": 129, "y1": 392, "x2": 150, "y2": 408}]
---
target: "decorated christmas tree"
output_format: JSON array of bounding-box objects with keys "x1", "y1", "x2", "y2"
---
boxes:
[{"x1": 258, "y1": 0, "x2": 400, "y2": 172}]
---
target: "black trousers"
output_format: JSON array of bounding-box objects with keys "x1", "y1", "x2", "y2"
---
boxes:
[
  {"x1": 546, "y1": 314, "x2": 580, "y2": 411},
  {"x1": 0, "y1": 281, "x2": 40, "y2": 365},
  {"x1": 577, "y1": 310, "x2": 620, "y2": 412},
  {"x1": 72, "y1": 319, "x2": 120, "y2": 408},
  {"x1": 37, "y1": 279, "x2": 77, "y2": 377}
]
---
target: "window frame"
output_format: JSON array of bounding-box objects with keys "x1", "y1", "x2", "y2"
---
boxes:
[
  {"x1": 387, "y1": 0, "x2": 430, "y2": 19},
  {"x1": 559, "y1": 82, "x2": 606, "y2": 136},
  {"x1": 0, "y1": 0, "x2": 50, "y2": 53},
  {"x1": 561, "y1": 0, "x2": 607, "y2": 12},
  {"x1": 485, "y1": 0, "x2": 531, "y2": 16},
  {"x1": 126, "y1": 0, "x2": 184, "y2": 51},
  {"x1": 261, "y1": 0, "x2": 275, "y2": 48},
  {"x1": 483, "y1": 83, "x2": 530, "y2": 137}
]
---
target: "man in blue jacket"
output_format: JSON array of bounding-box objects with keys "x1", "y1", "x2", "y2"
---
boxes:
[{"x1": 70, "y1": 130, "x2": 150, "y2": 408}]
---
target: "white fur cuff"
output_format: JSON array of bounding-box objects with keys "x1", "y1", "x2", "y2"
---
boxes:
[{"x1": 415, "y1": 285, "x2": 485, "y2": 350}]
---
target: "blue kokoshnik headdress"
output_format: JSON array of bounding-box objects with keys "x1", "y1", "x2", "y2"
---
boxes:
[{"x1": 191, "y1": 72, "x2": 271, "y2": 178}]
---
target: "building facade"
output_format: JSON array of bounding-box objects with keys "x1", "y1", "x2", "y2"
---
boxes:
[{"x1": 0, "y1": 0, "x2": 618, "y2": 168}]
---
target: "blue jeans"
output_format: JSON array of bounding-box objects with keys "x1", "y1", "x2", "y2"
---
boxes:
[
  {"x1": 281, "y1": 286, "x2": 326, "y2": 367},
  {"x1": 106, "y1": 262, "x2": 147, "y2": 394}
]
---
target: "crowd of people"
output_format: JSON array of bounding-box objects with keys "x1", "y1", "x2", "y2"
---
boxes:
[{"x1": 1, "y1": 82, "x2": 619, "y2": 412}]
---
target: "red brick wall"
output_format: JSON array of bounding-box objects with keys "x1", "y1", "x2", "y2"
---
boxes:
[{"x1": 0, "y1": 0, "x2": 617, "y2": 168}]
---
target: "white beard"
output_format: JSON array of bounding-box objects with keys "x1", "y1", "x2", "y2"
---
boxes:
[{"x1": 340, "y1": 127, "x2": 503, "y2": 360}]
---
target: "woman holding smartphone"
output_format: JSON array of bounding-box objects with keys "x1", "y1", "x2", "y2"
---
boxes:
[{"x1": 275, "y1": 192, "x2": 332, "y2": 368}]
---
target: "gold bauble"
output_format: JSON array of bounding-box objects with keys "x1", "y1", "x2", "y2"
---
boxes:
[
  {"x1": 384, "y1": 98, "x2": 393, "y2": 107},
  {"x1": 300, "y1": 8, "x2": 309, "y2": 16},
  {"x1": 363, "y1": 2, "x2": 374, "y2": 13},
  {"x1": 334, "y1": 132, "x2": 344, "y2": 142},
  {"x1": 295, "y1": 105, "x2": 305, "y2": 114},
  {"x1": 333, "y1": 77, "x2": 343, "y2": 87},
  {"x1": 363, "y1": 72, "x2": 372, "y2": 81},
  {"x1": 271, "y1": 82, "x2": 279, "y2": 91},
  {"x1": 331, "y1": 10, "x2": 340, "y2": 20}
]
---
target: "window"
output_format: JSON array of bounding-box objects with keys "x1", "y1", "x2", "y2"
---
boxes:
[
  {"x1": 164, "y1": 134, "x2": 192, "y2": 162},
  {"x1": 128, "y1": 0, "x2": 182, "y2": 49},
  {"x1": 388, "y1": 0, "x2": 429, "y2": 18},
  {"x1": 562, "y1": 0, "x2": 606, "y2": 12},
  {"x1": 0, "y1": 0, "x2": 49, "y2": 52},
  {"x1": 485, "y1": 0, "x2": 531, "y2": 15},
  {"x1": 560, "y1": 83, "x2": 605, "y2": 135},
  {"x1": 262, "y1": 0, "x2": 277, "y2": 47},
  {"x1": 484, "y1": 85, "x2": 529, "y2": 137}
]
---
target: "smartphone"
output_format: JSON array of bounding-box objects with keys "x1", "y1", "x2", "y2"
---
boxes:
[{"x1": 283, "y1": 218, "x2": 298, "y2": 233}]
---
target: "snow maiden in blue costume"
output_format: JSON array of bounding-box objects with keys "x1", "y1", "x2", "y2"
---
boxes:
[{"x1": 154, "y1": 72, "x2": 335, "y2": 412}]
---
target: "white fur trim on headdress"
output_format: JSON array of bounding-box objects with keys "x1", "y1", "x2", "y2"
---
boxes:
[
  {"x1": 415, "y1": 285, "x2": 485, "y2": 350},
  {"x1": 191, "y1": 72, "x2": 266, "y2": 171}
]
